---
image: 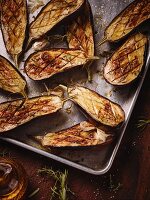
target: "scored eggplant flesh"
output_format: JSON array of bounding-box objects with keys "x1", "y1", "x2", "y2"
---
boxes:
[
  {"x1": 0, "y1": 55, "x2": 26, "y2": 95},
  {"x1": 101, "y1": 0, "x2": 150, "y2": 43},
  {"x1": 25, "y1": 49, "x2": 90, "y2": 80},
  {"x1": 68, "y1": 86, "x2": 125, "y2": 127},
  {"x1": 28, "y1": 0, "x2": 85, "y2": 45},
  {"x1": 34, "y1": 121, "x2": 113, "y2": 147},
  {"x1": 104, "y1": 33, "x2": 148, "y2": 86},
  {"x1": 1, "y1": 0, "x2": 27, "y2": 67},
  {"x1": 0, "y1": 95, "x2": 63, "y2": 133},
  {"x1": 67, "y1": 2, "x2": 94, "y2": 57}
]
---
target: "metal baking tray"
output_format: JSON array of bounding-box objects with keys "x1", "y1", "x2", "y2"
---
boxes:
[{"x1": 0, "y1": 0, "x2": 150, "y2": 175}]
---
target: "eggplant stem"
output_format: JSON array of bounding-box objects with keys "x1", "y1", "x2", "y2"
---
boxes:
[
  {"x1": 12, "y1": 54, "x2": 19, "y2": 68},
  {"x1": 97, "y1": 37, "x2": 107, "y2": 46},
  {"x1": 21, "y1": 90, "x2": 28, "y2": 99}
]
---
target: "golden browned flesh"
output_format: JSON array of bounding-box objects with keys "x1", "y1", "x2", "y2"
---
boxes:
[
  {"x1": 104, "y1": 33, "x2": 148, "y2": 85},
  {"x1": 1, "y1": 0, "x2": 27, "y2": 66},
  {"x1": 34, "y1": 121, "x2": 112, "y2": 147},
  {"x1": 0, "y1": 95, "x2": 63, "y2": 133},
  {"x1": 25, "y1": 49, "x2": 88, "y2": 80},
  {"x1": 105, "y1": 0, "x2": 150, "y2": 42},
  {"x1": 29, "y1": 0, "x2": 84, "y2": 44},
  {"x1": 68, "y1": 86, "x2": 125, "y2": 127},
  {"x1": 0, "y1": 55, "x2": 26, "y2": 95},
  {"x1": 67, "y1": 2, "x2": 94, "y2": 57}
]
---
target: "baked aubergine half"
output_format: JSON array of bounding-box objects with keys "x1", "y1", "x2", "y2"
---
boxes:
[
  {"x1": 68, "y1": 86, "x2": 125, "y2": 127},
  {"x1": 34, "y1": 121, "x2": 113, "y2": 147},
  {"x1": 25, "y1": 49, "x2": 92, "y2": 80},
  {"x1": 0, "y1": 95, "x2": 63, "y2": 133},
  {"x1": 0, "y1": 55, "x2": 26, "y2": 95},
  {"x1": 1, "y1": 0, "x2": 28, "y2": 67},
  {"x1": 104, "y1": 33, "x2": 148, "y2": 86},
  {"x1": 67, "y1": 1, "x2": 94, "y2": 57},
  {"x1": 28, "y1": 0, "x2": 85, "y2": 46},
  {"x1": 99, "y1": 0, "x2": 150, "y2": 45}
]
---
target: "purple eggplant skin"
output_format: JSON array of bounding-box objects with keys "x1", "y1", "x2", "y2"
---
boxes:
[
  {"x1": 0, "y1": 55, "x2": 27, "y2": 95},
  {"x1": 1, "y1": 0, "x2": 28, "y2": 68},
  {"x1": 28, "y1": 0, "x2": 85, "y2": 47},
  {"x1": 103, "y1": 33, "x2": 148, "y2": 86},
  {"x1": 99, "y1": 0, "x2": 150, "y2": 45}
]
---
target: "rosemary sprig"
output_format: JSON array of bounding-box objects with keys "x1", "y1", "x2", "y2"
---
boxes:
[
  {"x1": 136, "y1": 119, "x2": 150, "y2": 131},
  {"x1": 109, "y1": 174, "x2": 122, "y2": 192},
  {"x1": 28, "y1": 188, "x2": 40, "y2": 198},
  {"x1": 38, "y1": 168, "x2": 73, "y2": 200}
]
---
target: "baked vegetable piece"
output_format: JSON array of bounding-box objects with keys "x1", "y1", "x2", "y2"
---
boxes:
[
  {"x1": 67, "y1": 2, "x2": 94, "y2": 56},
  {"x1": 99, "y1": 0, "x2": 150, "y2": 44},
  {"x1": 28, "y1": 0, "x2": 85, "y2": 45},
  {"x1": 68, "y1": 86, "x2": 125, "y2": 127},
  {"x1": 1, "y1": 0, "x2": 27, "y2": 67},
  {"x1": 0, "y1": 55, "x2": 26, "y2": 95},
  {"x1": 25, "y1": 49, "x2": 90, "y2": 80},
  {"x1": 0, "y1": 95, "x2": 63, "y2": 133},
  {"x1": 34, "y1": 121, "x2": 113, "y2": 147},
  {"x1": 104, "y1": 33, "x2": 148, "y2": 85}
]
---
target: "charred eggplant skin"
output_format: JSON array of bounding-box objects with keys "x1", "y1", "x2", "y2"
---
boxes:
[
  {"x1": 103, "y1": 33, "x2": 148, "y2": 86},
  {"x1": 24, "y1": 49, "x2": 88, "y2": 80},
  {"x1": 67, "y1": 1, "x2": 94, "y2": 57},
  {"x1": 0, "y1": 55, "x2": 26, "y2": 95},
  {"x1": 104, "y1": 0, "x2": 150, "y2": 42},
  {"x1": 28, "y1": 0, "x2": 85, "y2": 45},
  {"x1": 0, "y1": 95, "x2": 62, "y2": 133},
  {"x1": 1, "y1": 0, "x2": 28, "y2": 67},
  {"x1": 34, "y1": 121, "x2": 113, "y2": 147},
  {"x1": 68, "y1": 86, "x2": 125, "y2": 127}
]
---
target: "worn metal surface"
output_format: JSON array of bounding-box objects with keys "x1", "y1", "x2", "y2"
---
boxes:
[{"x1": 0, "y1": 0, "x2": 150, "y2": 175}]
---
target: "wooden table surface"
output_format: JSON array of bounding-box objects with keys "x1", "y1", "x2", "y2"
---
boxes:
[{"x1": 0, "y1": 68, "x2": 150, "y2": 200}]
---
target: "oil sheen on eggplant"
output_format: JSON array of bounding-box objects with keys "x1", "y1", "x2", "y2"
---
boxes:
[
  {"x1": 0, "y1": 95, "x2": 63, "y2": 133},
  {"x1": 1, "y1": 0, "x2": 27, "y2": 67},
  {"x1": 104, "y1": 33, "x2": 148, "y2": 85},
  {"x1": 68, "y1": 86, "x2": 125, "y2": 127},
  {"x1": 28, "y1": 0, "x2": 85, "y2": 45},
  {"x1": 0, "y1": 55, "x2": 26, "y2": 95},
  {"x1": 67, "y1": 2, "x2": 94, "y2": 57},
  {"x1": 25, "y1": 49, "x2": 89, "y2": 80},
  {"x1": 34, "y1": 121, "x2": 112, "y2": 147},
  {"x1": 100, "y1": 0, "x2": 150, "y2": 43}
]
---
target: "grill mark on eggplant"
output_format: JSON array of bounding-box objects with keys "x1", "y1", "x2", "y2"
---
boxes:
[
  {"x1": 100, "y1": 0, "x2": 150, "y2": 43},
  {"x1": 67, "y1": 2, "x2": 94, "y2": 57},
  {"x1": 68, "y1": 86, "x2": 125, "y2": 127},
  {"x1": 28, "y1": 0, "x2": 84, "y2": 45},
  {"x1": 0, "y1": 55, "x2": 26, "y2": 95},
  {"x1": 25, "y1": 49, "x2": 88, "y2": 80},
  {"x1": 0, "y1": 95, "x2": 63, "y2": 133},
  {"x1": 34, "y1": 121, "x2": 113, "y2": 147},
  {"x1": 104, "y1": 33, "x2": 148, "y2": 85},
  {"x1": 1, "y1": 0, "x2": 27, "y2": 67}
]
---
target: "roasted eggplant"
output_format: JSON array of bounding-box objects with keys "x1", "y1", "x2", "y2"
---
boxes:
[
  {"x1": 28, "y1": 0, "x2": 85, "y2": 45},
  {"x1": 25, "y1": 49, "x2": 90, "y2": 80},
  {"x1": 0, "y1": 95, "x2": 63, "y2": 133},
  {"x1": 1, "y1": 0, "x2": 27, "y2": 67},
  {"x1": 68, "y1": 86, "x2": 125, "y2": 127},
  {"x1": 0, "y1": 55, "x2": 26, "y2": 95},
  {"x1": 34, "y1": 121, "x2": 113, "y2": 147},
  {"x1": 104, "y1": 33, "x2": 148, "y2": 86},
  {"x1": 67, "y1": 2, "x2": 94, "y2": 57},
  {"x1": 99, "y1": 0, "x2": 150, "y2": 44}
]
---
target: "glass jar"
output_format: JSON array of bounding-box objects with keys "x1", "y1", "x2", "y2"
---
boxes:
[{"x1": 0, "y1": 157, "x2": 28, "y2": 200}]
